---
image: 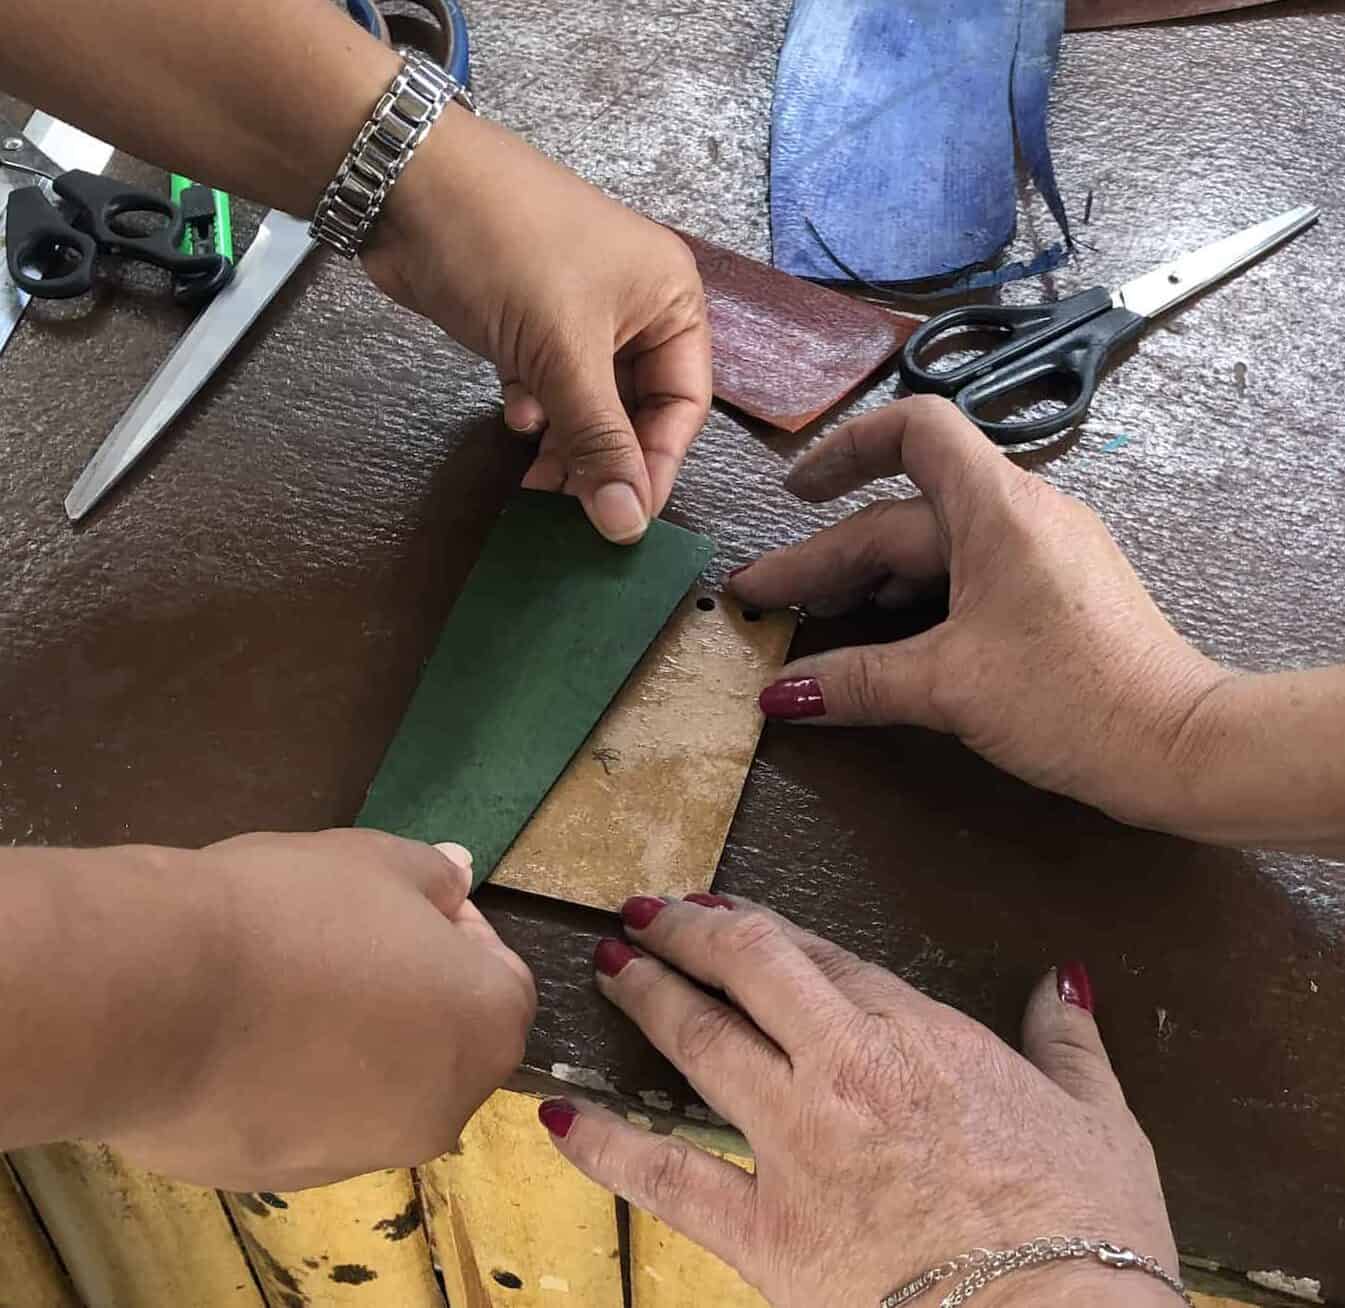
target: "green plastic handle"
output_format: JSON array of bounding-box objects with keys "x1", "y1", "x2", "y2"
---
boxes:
[{"x1": 170, "y1": 174, "x2": 233, "y2": 263}]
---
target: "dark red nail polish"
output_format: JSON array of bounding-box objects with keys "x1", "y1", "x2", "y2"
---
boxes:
[
  {"x1": 595, "y1": 937, "x2": 640, "y2": 978},
  {"x1": 684, "y1": 893, "x2": 734, "y2": 910},
  {"x1": 538, "y1": 1098, "x2": 578, "y2": 1139},
  {"x1": 620, "y1": 896, "x2": 667, "y2": 930},
  {"x1": 1057, "y1": 961, "x2": 1094, "y2": 1014},
  {"x1": 759, "y1": 678, "x2": 826, "y2": 720}
]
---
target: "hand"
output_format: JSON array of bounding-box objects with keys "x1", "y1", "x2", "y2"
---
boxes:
[
  {"x1": 539, "y1": 895, "x2": 1180, "y2": 1308},
  {"x1": 100, "y1": 830, "x2": 536, "y2": 1191},
  {"x1": 365, "y1": 110, "x2": 712, "y2": 545},
  {"x1": 731, "y1": 396, "x2": 1232, "y2": 834}
]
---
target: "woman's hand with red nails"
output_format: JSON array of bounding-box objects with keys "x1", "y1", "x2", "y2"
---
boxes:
[
  {"x1": 543, "y1": 896, "x2": 1180, "y2": 1308},
  {"x1": 732, "y1": 396, "x2": 1231, "y2": 837}
]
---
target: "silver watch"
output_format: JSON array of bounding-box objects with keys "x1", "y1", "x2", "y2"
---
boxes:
[{"x1": 310, "y1": 52, "x2": 477, "y2": 259}]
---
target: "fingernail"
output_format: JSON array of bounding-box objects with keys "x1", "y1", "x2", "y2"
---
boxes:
[
  {"x1": 620, "y1": 896, "x2": 667, "y2": 930},
  {"x1": 592, "y1": 483, "x2": 648, "y2": 544},
  {"x1": 595, "y1": 937, "x2": 640, "y2": 978},
  {"x1": 538, "y1": 1098, "x2": 578, "y2": 1139},
  {"x1": 759, "y1": 678, "x2": 826, "y2": 720},
  {"x1": 727, "y1": 564, "x2": 752, "y2": 580},
  {"x1": 434, "y1": 842, "x2": 474, "y2": 868},
  {"x1": 684, "y1": 893, "x2": 734, "y2": 910},
  {"x1": 1057, "y1": 961, "x2": 1095, "y2": 1014},
  {"x1": 506, "y1": 415, "x2": 544, "y2": 435}
]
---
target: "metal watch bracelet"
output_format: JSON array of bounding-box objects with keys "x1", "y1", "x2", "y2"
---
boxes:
[
  {"x1": 881, "y1": 1236, "x2": 1194, "y2": 1307},
  {"x1": 310, "y1": 52, "x2": 477, "y2": 259}
]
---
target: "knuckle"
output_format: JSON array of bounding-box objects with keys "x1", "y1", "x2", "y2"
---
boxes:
[
  {"x1": 633, "y1": 1137, "x2": 698, "y2": 1210},
  {"x1": 511, "y1": 973, "x2": 540, "y2": 1032},
  {"x1": 1039, "y1": 1035, "x2": 1104, "y2": 1087},
  {"x1": 997, "y1": 470, "x2": 1062, "y2": 535},
  {"x1": 662, "y1": 241, "x2": 705, "y2": 301},
  {"x1": 717, "y1": 910, "x2": 784, "y2": 964},
  {"x1": 906, "y1": 393, "x2": 960, "y2": 427},
  {"x1": 825, "y1": 1015, "x2": 921, "y2": 1123},
  {"x1": 842, "y1": 645, "x2": 891, "y2": 719},
  {"x1": 564, "y1": 418, "x2": 639, "y2": 473},
  {"x1": 674, "y1": 1002, "x2": 740, "y2": 1068}
]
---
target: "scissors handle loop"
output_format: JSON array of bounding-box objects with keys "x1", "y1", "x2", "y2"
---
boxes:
[
  {"x1": 955, "y1": 305, "x2": 1148, "y2": 444},
  {"x1": 7, "y1": 170, "x2": 226, "y2": 300},
  {"x1": 900, "y1": 286, "x2": 1116, "y2": 397}
]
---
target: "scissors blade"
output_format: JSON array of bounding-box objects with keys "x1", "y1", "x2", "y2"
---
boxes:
[
  {"x1": 65, "y1": 211, "x2": 315, "y2": 521},
  {"x1": 0, "y1": 181, "x2": 30, "y2": 360},
  {"x1": 1116, "y1": 204, "x2": 1321, "y2": 320},
  {"x1": 20, "y1": 112, "x2": 113, "y2": 175}
]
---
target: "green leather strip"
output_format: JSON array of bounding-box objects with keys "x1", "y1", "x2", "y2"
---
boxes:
[{"x1": 358, "y1": 492, "x2": 714, "y2": 888}]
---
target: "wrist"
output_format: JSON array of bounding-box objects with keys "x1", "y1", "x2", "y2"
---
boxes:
[
  {"x1": 974, "y1": 1260, "x2": 1185, "y2": 1308},
  {"x1": 0, "y1": 845, "x2": 223, "y2": 1148},
  {"x1": 365, "y1": 99, "x2": 497, "y2": 300},
  {"x1": 1155, "y1": 667, "x2": 1345, "y2": 853},
  {"x1": 1091, "y1": 647, "x2": 1235, "y2": 838}
]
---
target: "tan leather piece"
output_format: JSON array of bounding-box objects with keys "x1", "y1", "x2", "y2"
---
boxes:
[
  {"x1": 679, "y1": 232, "x2": 921, "y2": 432},
  {"x1": 1066, "y1": 0, "x2": 1282, "y2": 28},
  {"x1": 493, "y1": 590, "x2": 795, "y2": 912}
]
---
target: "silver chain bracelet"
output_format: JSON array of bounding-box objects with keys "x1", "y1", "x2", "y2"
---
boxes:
[
  {"x1": 881, "y1": 1236, "x2": 1194, "y2": 1306},
  {"x1": 310, "y1": 52, "x2": 477, "y2": 259}
]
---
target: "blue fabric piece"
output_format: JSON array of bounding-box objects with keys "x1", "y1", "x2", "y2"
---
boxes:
[
  {"x1": 1013, "y1": 0, "x2": 1071, "y2": 247},
  {"x1": 771, "y1": 0, "x2": 1070, "y2": 287}
]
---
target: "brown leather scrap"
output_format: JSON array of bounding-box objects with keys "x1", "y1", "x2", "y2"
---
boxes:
[
  {"x1": 1066, "y1": 0, "x2": 1281, "y2": 28},
  {"x1": 678, "y1": 232, "x2": 921, "y2": 433}
]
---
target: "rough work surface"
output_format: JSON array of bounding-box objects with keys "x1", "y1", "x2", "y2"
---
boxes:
[{"x1": 1, "y1": 0, "x2": 1343, "y2": 1296}]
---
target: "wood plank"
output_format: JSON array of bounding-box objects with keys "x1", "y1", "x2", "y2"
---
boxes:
[
  {"x1": 0, "y1": 1157, "x2": 79, "y2": 1308},
  {"x1": 225, "y1": 1170, "x2": 443, "y2": 1308},
  {"x1": 420, "y1": 1089, "x2": 623, "y2": 1308},
  {"x1": 9, "y1": 1142, "x2": 261, "y2": 1307},
  {"x1": 494, "y1": 592, "x2": 795, "y2": 911},
  {"x1": 630, "y1": 1130, "x2": 761, "y2": 1308}
]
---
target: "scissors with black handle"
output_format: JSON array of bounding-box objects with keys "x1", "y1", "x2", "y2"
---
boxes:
[
  {"x1": 5, "y1": 168, "x2": 233, "y2": 308},
  {"x1": 899, "y1": 204, "x2": 1320, "y2": 444},
  {"x1": 64, "y1": 0, "x2": 473, "y2": 522}
]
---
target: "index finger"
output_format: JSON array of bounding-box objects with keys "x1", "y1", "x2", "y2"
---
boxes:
[
  {"x1": 785, "y1": 395, "x2": 1016, "y2": 515},
  {"x1": 613, "y1": 898, "x2": 856, "y2": 1058}
]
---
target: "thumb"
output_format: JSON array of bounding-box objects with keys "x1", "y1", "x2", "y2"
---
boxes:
[
  {"x1": 532, "y1": 343, "x2": 654, "y2": 545},
  {"x1": 758, "y1": 632, "x2": 950, "y2": 729},
  {"x1": 1022, "y1": 963, "x2": 1127, "y2": 1111},
  {"x1": 418, "y1": 841, "x2": 474, "y2": 918}
]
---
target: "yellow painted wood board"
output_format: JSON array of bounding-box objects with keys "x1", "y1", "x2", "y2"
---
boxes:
[
  {"x1": 225, "y1": 1169, "x2": 443, "y2": 1308},
  {"x1": 420, "y1": 1089, "x2": 623, "y2": 1308},
  {"x1": 0, "y1": 1156, "x2": 79, "y2": 1308},
  {"x1": 9, "y1": 1142, "x2": 261, "y2": 1307},
  {"x1": 630, "y1": 1130, "x2": 762, "y2": 1308},
  {"x1": 493, "y1": 592, "x2": 795, "y2": 911}
]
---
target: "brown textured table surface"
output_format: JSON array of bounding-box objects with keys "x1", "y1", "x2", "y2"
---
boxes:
[{"x1": 3, "y1": 1, "x2": 1343, "y2": 1297}]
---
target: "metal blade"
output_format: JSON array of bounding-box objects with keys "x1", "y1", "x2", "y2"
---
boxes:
[
  {"x1": 65, "y1": 211, "x2": 315, "y2": 521},
  {"x1": 1116, "y1": 204, "x2": 1320, "y2": 320},
  {"x1": 21, "y1": 112, "x2": 113, "y2": 175}
]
